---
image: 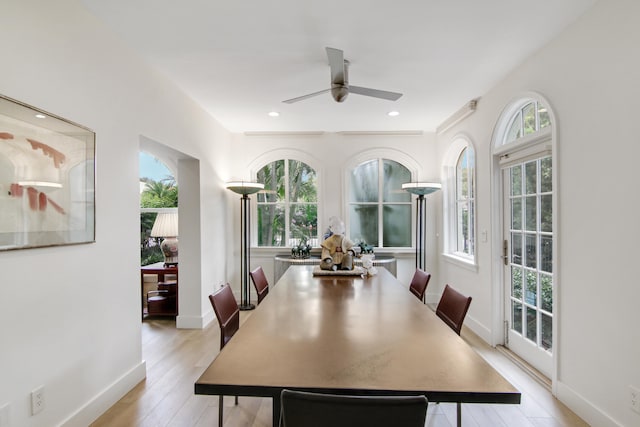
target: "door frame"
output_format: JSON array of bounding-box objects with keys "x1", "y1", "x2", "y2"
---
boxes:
[{"x1": 489, "y1": 92, "x2": 559, "y2": 395}]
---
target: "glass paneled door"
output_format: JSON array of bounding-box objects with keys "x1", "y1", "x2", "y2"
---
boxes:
[{"x1": 503, "y1": 157, "x2": 553, "y2": 378}]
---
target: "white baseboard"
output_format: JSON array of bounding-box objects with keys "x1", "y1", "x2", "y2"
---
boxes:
[
  {"x1": 176, "y1": 310, "x2": 216, "y2": 329},
  {"x1": 202, "y1": 309, "x2": 215, "y2": 327},
  {"x1": 176, "y1": 314, "x2": 205, "y2": 329},
  {"x1": 422, "y1": 298, "x2": 492, "y2": 345},
  {"x1": 556, "y1": 381, "x2": 623, "y2": 427},
  {"x1": 463, "y1": 314, "x2": 492, "y2": 344},
  {"x1": 60, "y1": 361, "x2": 146, "y2": 427}
]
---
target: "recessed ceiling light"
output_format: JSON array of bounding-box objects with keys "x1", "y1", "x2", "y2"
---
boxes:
[
  {"x1": 268, "y1": 111, "x2": 280, "y2": 117},
  {"x1": 387, "y1": 111, "x2": 400, "y2": 117},
  {"x1": 35, "y1": 114, "x2": 47, "y2": 119}
]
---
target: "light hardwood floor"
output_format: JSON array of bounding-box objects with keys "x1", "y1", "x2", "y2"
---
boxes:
[{"x1": 92, "y1": 313, "x2": 589, "y2": 427}]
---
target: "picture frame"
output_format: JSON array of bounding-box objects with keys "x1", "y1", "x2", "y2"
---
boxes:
[{"x1": 0, "y1": 94, "x2": 95, "y2": 250}]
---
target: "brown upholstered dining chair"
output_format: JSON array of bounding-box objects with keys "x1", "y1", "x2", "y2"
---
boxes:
[
  {"x1": 409, "y1": 268, "x2": 431, "y2": 303},
  {"x1": 249, "y1": 266, "x2": 269, "y2": 305},
  {"x1": 208, "y1": 284, "x2": 240, "y2": 425},
  {"x1": 279, "y1": 389, "x2": 428, "y2": 427},
  {"x1": 435, "y1": 284, "x2": 472, "y2": 336}
]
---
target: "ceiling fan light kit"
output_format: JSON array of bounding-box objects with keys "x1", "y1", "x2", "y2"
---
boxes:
[{"x1": 283, "y1": 47, "x2": 403, "y2": 104}]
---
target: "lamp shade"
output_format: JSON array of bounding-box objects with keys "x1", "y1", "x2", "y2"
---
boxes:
[
  {"x1": 226, "y1": 181, "x2": 264, "y2": 195},
  {"x1": 150, "y1": 210, "x2": 179, "y2": 266},
  {"x1": 150, "y1": 210, "x2": 179, "y2": 237},
  {"x1": 401, "y1": 182, "x2": 442, "y2": 196}
]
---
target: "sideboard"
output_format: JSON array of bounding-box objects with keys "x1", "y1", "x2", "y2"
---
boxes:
[{"x1": 274, "y1": 255, "x2": 397, "y2": 283}]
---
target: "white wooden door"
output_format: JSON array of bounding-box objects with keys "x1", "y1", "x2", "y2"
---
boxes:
[{"x1": 503, "y1": 156, "x2": 553, "y2": 378}]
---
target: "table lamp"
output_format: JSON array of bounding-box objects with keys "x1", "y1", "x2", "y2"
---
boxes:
[
  {"x1": 150, "y1": 209, "x2": 179, "y2": 266},
  {"x1": 226, "y1": 180, "x2": 264, "y2": 310}
]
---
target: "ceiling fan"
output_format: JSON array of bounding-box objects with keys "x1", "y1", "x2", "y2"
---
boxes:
[{"x1": 283, "y1": 47, "x2": 403, "y2": 104}]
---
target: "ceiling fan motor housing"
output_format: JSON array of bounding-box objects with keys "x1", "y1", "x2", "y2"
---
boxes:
[{"x1": 331, "y1": 85, "x2": 349, "y2": 102}]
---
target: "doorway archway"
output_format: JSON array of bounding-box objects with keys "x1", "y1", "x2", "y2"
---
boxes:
[
  {"x1": 139, "y1": 135, "x2": 202, "y2": 329},
  {"x1": 490, "y1": 92, "x2": 559, "y2": 392}
]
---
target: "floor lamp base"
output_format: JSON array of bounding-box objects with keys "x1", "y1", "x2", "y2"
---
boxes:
[{"x1": 239, "y1": 303, "x2": 256, "y2": 311}]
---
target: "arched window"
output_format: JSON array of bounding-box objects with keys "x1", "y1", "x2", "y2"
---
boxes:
[
  {"x1": 348, "y1": 158, "x2": 411, "y2": 248},
  {"x1": 455, "y1": 147, "x2": 475, "y2": 256},
  {"x1": 443, "y1": 137, "x2": 476, "y2": 264},
  {"x1": 256, "y1": 159, "x2": 318, "y2": 247}
]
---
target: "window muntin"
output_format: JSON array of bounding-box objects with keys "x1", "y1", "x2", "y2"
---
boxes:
[
  {"x1": 508, "y1": 156, "x2": 553, "y2": 352},
  {"x1": 348, "y1": 159, "x2": 411, "y2": 248},
  {"x1": 455, "y1": 147, "x2": 475, "y2": 256},
  {"x1": 256, "y1": 159, "x2": 318, "y2": 247}
]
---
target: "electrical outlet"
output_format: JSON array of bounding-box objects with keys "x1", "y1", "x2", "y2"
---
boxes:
[
  {"x1": 31, "y1": 386, "x2": 44, "y2": 415},
  {"x1": 0, "y1": 403, "x2": 9, "y2": 427},
  {"x1": 630, "y1": 385, "x2": 640, "y2": 414}
]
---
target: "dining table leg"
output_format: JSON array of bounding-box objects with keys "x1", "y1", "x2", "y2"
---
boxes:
[
  {"x1": 457, "y1": 402, "x2": 462, "y2": 427},
  {"x1": 272, "y1": 393, "x2": 281, "y2": 427}
]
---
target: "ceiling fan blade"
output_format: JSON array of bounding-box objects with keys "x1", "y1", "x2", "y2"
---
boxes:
[
  {"x1": 325, "y1": 47, "x2": 345, "y2": 85},
  {"x1": 349, "y1": 85, "x2": 403, "y2": 101},
  {"x1": 282, "y1": 88, "x2": 331, "y2": 104}
]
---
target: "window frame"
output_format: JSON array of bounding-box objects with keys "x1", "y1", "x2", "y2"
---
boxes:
[
  {"x1": 254, "y1": 157, "x2": 319, "y2": 248},
  {"x1": 443, "y1": 135, "x2": 477, "y2": 268},
  {"x1": 455, "y1": 147, "x2": 475, "y2": 256},
  {"x1": 346, "y1": 155, "x2": 415, "y2": 250}
]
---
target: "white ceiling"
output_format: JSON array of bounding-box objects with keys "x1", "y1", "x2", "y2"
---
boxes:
[{"x1": 82, "y1": 0, "x2": 596, "y2": 133}]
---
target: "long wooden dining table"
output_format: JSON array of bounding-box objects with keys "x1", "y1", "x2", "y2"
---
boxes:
[{"x1": 195, "y1": 265, "x2": 520, "y2": 426}]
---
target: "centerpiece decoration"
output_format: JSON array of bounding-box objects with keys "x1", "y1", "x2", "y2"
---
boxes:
[
  {"x1": 291, "y1": 237, "x2": 312, "y2": 259},
  {"x1": 360, "y1": 253, "x2": 378, "y2": 277},
  {"x1": 354, "y1": 239, "x2": 374, "y2": 256},
  {"x1": 313, "y1": 216, "x2": 363, "y2": 276}
]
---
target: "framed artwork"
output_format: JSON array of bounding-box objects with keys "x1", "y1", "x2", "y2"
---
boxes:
[{"x1": 0, "y1": 94, "x2": 95, "y2": 250}]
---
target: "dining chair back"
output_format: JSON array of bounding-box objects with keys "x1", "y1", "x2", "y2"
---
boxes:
[
  {"x1": 209, "y1": 284, "x2": 240, "y2": 349},
  {"x1": 280, "y1": 389, "x2": 428, "y2": 427},
  {"x1": 208, "y1": 283, "x2": 240, "y2": 425},
  {"x1": 409, "y1": 268, "x2": 431, "y2": 303},
  {"x1": 250, "y1": 266, "x2": 270, "y2": 305},
  {"x1": 436, "y1": 284, "x2": 472, "y2": 335}
]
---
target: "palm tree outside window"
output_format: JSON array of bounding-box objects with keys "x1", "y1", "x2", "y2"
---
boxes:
[{"x1": 256, "y1": 159, "x2": 318, "y2": 247}]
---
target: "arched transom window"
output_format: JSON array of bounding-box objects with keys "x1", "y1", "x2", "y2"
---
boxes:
[{"x1": 504, "y1": 100, "x2": 551, "y2": 144}]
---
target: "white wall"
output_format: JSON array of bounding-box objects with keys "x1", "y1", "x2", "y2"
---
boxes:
[
  {"x1": 0, "y1": 0, "x2": 231, "y2": 425},
  {"x1": 436, "y1": 0, "x2": 640, "y2": 425}
]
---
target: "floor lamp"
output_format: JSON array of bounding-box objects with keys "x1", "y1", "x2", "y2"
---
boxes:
[
  {"x1": 226, "y1": 181, "x2": 264, "y2": 311},
  {"x1": 402, "y1": 182, "x2": 441, "y2": 271}
]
